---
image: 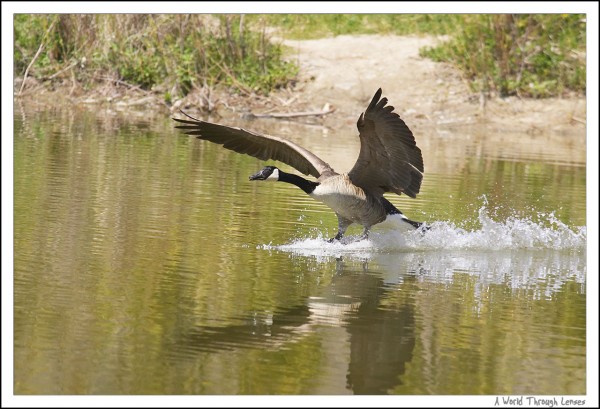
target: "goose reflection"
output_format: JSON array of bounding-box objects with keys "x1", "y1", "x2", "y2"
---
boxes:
[{"x1": 175, "y1": 257, "x2": 419, "y2": 394}]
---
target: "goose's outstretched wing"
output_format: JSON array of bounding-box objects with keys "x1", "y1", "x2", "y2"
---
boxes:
[
  {"x1": 173, "y1": 113, "x2": 336, "y2": 179},
  {"x1": 348, "y1": 88, "x2": 424, "y2": 198}
]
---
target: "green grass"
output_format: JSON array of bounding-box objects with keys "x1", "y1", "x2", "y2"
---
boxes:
[
  {"x1": 14, "y1": 14, "x2": 298, "y2": 98},
  {"x1": 420, "y1": 14, "x2": 586, "y2": 98},
  {"x1": 247, "y1": 14, "x2": 463, "y2": 39}
]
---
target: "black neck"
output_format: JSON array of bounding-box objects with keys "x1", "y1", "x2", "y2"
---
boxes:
[{"x1": 278, "y1": 171, "x2": 319, "y2": 194}]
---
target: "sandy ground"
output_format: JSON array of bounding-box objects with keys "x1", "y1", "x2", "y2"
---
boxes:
[{"x1": 278, "y1": 34, "x2": 586, "y2": 135}]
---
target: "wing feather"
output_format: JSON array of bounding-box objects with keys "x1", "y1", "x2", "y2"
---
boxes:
[
  {"x1": 173, "y1": 113, "x2": 335, "y2": 179},
  {"x1": 348, "y1": 89, "x2": 424, "y2": 198}
]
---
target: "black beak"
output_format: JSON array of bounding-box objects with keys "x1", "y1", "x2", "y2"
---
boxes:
[
  {"x1": 249, "y1": 166, "x2": 276, "y2": 181},
  {"x1": 249, "y1": 169, "x2": 266, "y2": 181}
]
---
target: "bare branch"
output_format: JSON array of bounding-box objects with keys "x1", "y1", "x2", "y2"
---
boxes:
[{"x1": 18, "y1": 17, "x2": 58, "y2": 96}]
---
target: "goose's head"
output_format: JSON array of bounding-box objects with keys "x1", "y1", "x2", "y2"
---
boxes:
[{"x1": 249, "y1": 166, "x2": 280, "y2": 181}]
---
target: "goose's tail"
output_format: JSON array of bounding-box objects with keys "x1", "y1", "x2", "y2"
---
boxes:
[{"x1": 382, "y1": 198, "x2": 428, "y2": 231}]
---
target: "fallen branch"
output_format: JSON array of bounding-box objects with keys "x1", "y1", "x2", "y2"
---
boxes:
[
  {"x1": 48, "y1": 61, "x2": 78, "y2": 80},
  {"x1": 92, "y1": 75, "x2": 152, "y2": 95},
  {"x1": 117, "y1": 96, "x2": 157, "y2": 106},
  {"x1": 248, "y1": 105, "x2": 335, "y2": 119}
]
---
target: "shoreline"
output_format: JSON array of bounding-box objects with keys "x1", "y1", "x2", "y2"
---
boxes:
[{"x1": 14, "y1": 34, "x2": 586, "y2": 136}]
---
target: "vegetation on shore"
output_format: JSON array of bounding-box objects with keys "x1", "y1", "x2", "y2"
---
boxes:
[
  {"x1": 14, "y1": 14, "x2": 586, "y2": 102},
  {"x1": 14, "y1": 14, "x2": 297, "y2": 101},
  {"x1": 248, "y1": 14, "x2": 463, "y2": 38},
  {"x1": 419, "y1": 14, "x2": 586, "y2": 98}
]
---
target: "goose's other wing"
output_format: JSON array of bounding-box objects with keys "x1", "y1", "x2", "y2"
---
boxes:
[
  {"x1": 173, "y1": 113, "x2": 336, "y2": 179},
  {"x1": 348, "y1": 88, "x2": 424, "y2": 198}
]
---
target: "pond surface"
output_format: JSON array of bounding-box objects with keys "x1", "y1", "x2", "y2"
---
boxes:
[{"x1": 13, "y1": 104, "x2": 586, "y2": 395}]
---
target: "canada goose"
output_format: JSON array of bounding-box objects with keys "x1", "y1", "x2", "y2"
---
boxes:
[{"x1": 173, "y1": 88, "x2": 425, "y2": 242}]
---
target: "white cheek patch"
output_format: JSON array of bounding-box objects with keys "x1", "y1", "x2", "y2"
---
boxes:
[{"x1": 266, "y1": 168, "x2": 279, "y2": 181}]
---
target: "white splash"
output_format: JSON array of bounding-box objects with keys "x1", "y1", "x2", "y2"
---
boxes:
[
  {"x1": 259, "y1": 204, "x2": 586, "y2": 299},
  {"x1": 262, "y1": 205, "x2": 586, "y2": 256},
  {"x1": 402, "y1": 206, "x2": 586, "y2": 251}
]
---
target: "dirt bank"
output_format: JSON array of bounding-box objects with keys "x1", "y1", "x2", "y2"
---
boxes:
[
  {"x1": 15, "y1": 34, "x2": 586, "y2": 136},
  {"x1": 278, "y1": 34, "x2": 586, "y2": 135}
]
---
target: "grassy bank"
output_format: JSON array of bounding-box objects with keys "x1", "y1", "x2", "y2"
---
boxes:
[
  {"x1": 248, "y1": 14, "x2": 463, "y2": 38},
  {"x1": 420, "y1": 14, "x2": 586, "y2": 98},
  {"x1": 14, "y1": 14, "x2": 586, "y2": 101},
  {"x1": 14, "y1": 14, "x2": 297, "y2": 101}
]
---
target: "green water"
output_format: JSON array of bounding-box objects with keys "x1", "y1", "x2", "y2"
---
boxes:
[{"x1": 13, "y1": 106, "x2": 586, "y2": 395}]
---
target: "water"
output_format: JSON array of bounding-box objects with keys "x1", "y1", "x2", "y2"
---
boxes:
[{"x1": 12, "y1": 105, "x2": 586, "y2": 395}]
